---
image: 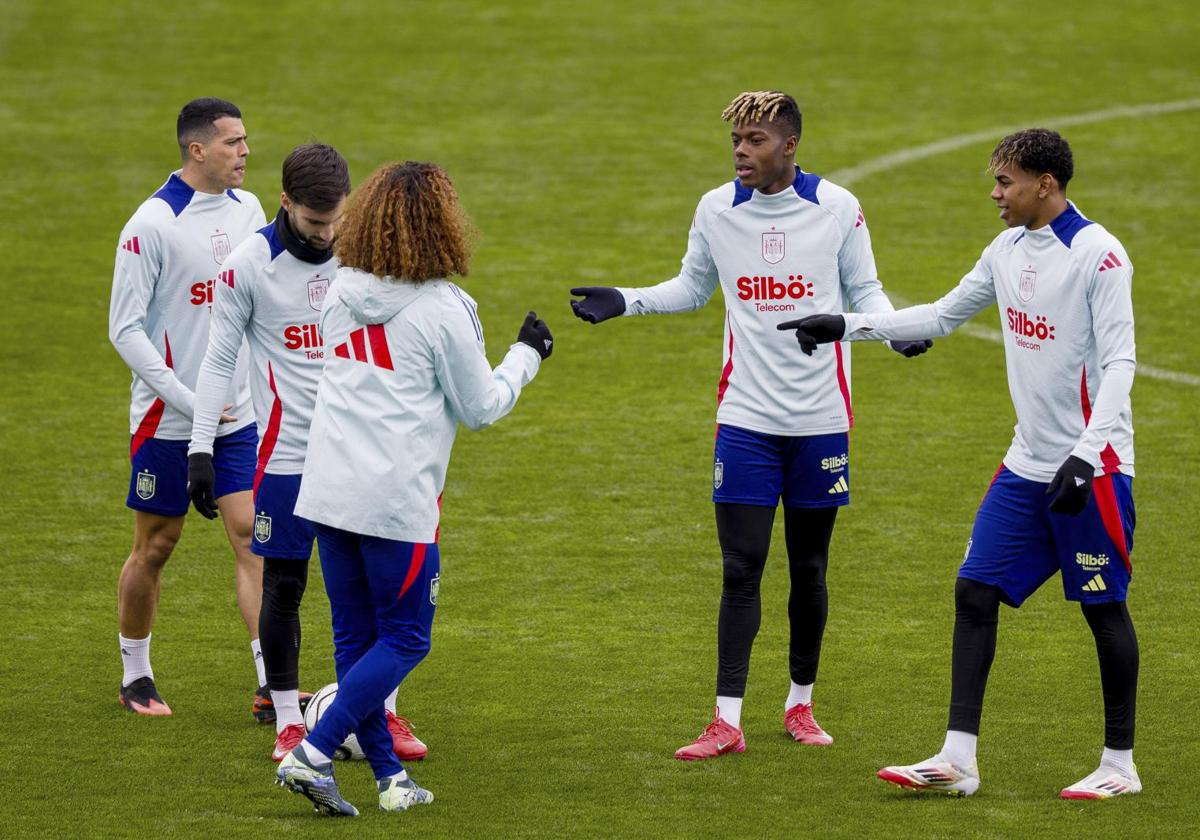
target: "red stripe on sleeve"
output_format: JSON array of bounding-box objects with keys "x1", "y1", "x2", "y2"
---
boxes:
[
  {"x1": 334, "y1": 343, "x2": 349, "y2": 358},
  {"x1": 350, "y1": 328, "x2": 367, "y2": 362},
  {"x1": 833, "y1": 341, "x2": 854, "y2": 428},
  {"x1": 396, "y1": 543, "x2": 428, "y2": 601},
  {"x1": 367, "y1": 324, "x2": 394, "y2": 370}
]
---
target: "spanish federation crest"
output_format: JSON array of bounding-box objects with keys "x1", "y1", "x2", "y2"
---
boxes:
[
  {"x1": 254, "y1": 512, "x2": 272, "y2": 543},
  {"x1": 762, "y1": 231, "x2": 786, "y2": 265},
  {"x1": 308, "y1": 277, "x2": 329, "y2": 312},
  {"x1": 1019, "y1": 267, "x2": 1037, "y2": 303},
  {"x1": 713, "y1": 459, "x2": 724, "y2": 490},
  {"x1": 429, "y1": 573, "x2": 440, "y2": 606},
  {"x1": 135, "y1": 469, "x2": 156, "y2": 500},
  {"x1": 211, "y1": 232, "x2": 232, "y2": 264}
]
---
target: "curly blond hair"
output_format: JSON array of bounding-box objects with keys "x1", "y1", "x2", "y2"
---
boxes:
[{"x1": 335, "y1": 161, "x2": 473, "y2": 282}]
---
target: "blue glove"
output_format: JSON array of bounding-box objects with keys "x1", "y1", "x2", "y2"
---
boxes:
[
  {"x1": 570, "y1": 287, "x2": 626, "y2": 324},
  {"x1": 1046, "y1": 455, "x2": 1094, "y2": 516},
  {"x1": 890, "y1": 339, "x2": 934, "y2": 358},
  {"x1": 776, "y1": 314, "x2": 846, "y2": 356},
  {"x1": 517, "y1": 311, "x2": 553, "y2": 359}
]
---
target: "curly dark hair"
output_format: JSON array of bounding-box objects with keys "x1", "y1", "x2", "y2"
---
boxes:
[
  {"x1": 334, "y1": 162, "x2": 473, "y2": 282},
  {"x1": 990, "y1": 129, "x2": 1074, "y2": 190}
]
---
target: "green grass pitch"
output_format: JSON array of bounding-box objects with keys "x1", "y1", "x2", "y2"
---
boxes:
[{"x1": 1, "y1": 1, "x2": 1197, "y2": 837}]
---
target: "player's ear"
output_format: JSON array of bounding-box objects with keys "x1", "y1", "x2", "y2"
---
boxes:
[
  {"x1": 1038, "y1": 172, "x2": 1056, "y2": 199},
  {"x1": 188, "y1": 140, "x2": 206, "y2": 164}
]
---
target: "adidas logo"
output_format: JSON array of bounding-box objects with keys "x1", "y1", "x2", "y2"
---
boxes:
[
  {"x1": 121, "y1": 236, "x2": 141, "y2": 255},
  {"x1": 219, "y1": 268, "x2": 235, "y2": 288},
  {"x1": 827, "y1": 475, "x2": 848, "y2": 494},
  {"x1": 1082, "y1": 574, "x2": 1108, "y2": 593},
  {"x1": 855, "y1": 207, "x2": 865, "y2": 228},
  {"x1": 332, "y1": 325, "x2": 394, "y2": 370},
  {"x1": 1097, "y1": 251, "x2": 1123, "y2": 272}
]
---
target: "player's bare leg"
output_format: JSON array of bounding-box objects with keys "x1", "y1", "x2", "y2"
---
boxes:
[
  {"x1": 117, "y1": 511, "x2": 184, "y2": 715},
  {"x1": 216, "y1": 489, "x2": 263, "y2": 640}
]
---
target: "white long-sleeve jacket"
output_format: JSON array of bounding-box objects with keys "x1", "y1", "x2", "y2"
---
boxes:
[
  {"x1": 617, "y1": 168, "x2": 896, "y2": 436},
  {"x1": 293, "y1": 267, "x2": 541, "y2": 542},
  {"x1": 841, "y1": 202, "x2": 1135, "y2": 481},
  {"x1": 108, "y1": 171, "x2": 264, "y2": 440}
]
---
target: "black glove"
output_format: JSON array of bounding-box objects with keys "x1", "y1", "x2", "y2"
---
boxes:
[
  {"x1": 1046, "y1": 455, "x2": 1094, "y2": 516},
  {"x1": 569, "y1": 286, "x2": 625, "y2": 324},
  {"x1": 517, "y1": 311, "x2": 553, "y2": 360},
  {"x1": 775, "y1": 314, "x2": 846, "y2": 356},
  {"x1": 187, "y1": 452, "x2": 219, "y2": 520},
  {"x1": 890, "y1": 339, "x2": 934, "y2": 358}
]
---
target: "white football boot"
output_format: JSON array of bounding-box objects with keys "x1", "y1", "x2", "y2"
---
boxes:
[
  {"x1": 378, "y1": 775, "x2": 435, "y2": 812},
  {"x1": 1060, "y1": 763, "x2": 1141, "y2": 800},
  {"x1": 877, "y1": 756, "x2": 981, "y2": 796}
]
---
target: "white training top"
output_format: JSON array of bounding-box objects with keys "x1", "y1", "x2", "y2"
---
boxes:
[
  {"x1": 109, "y1": 171, "x2": 265, "y2": 440},
  {"x1": 293, "y1": 267, "x2": 541, "y2": 542},
  {"x1": 618, "y1": 167, "x2": 896, "y2": 436},
  {"x1": 190, "y1": 218, "x2": 336, "y2": 480},
  {"x1": 842, "y1": 202, "x2": 1135, "y2": 482}
]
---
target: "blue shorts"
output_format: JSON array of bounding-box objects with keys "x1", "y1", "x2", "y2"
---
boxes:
[
  {"x1": 712, "y1": 425, "x2": 849, "y2": 508},
  {"x1": 252, "y1": 473, "x2": 316, "y2": 560},
  {"x1": 126, "y1": 425, "x2": 257, "y2": 517},
  {"x1": 961, "y1": 466, "x2": 1135, "y2": 606}
]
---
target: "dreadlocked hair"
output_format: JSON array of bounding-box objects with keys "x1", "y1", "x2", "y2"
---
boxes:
[
  {"x1": 721, "y1": 91, "x2": 802, "y2": 137},
  {"x1": 335, "y1": 161, "x2": 474, "y2": 283},
  {"x1": 989, "y1": 129, "x2": 1074, "y2": 190}
]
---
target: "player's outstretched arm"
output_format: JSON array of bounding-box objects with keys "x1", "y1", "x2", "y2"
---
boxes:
[
  {"x1": 776, "y1": 314, "x2": 846, "y2": 356},
  {"x1": 569, "y1": 287, "x2": 626, "y2": 324}
]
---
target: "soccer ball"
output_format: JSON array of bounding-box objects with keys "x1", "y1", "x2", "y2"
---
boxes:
[{"x1": 302, "y1": 682, "x2": 365, "y2": 760}]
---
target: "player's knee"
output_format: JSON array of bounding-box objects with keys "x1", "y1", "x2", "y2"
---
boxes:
[
  {"x1": 263, "y1": 558, "x2": 307, "y2": 612},
  {"x1": 954, "y1": 577, "x2": 1000, "y2": 624},
  {"x1": 134, "y1": 530, "x2": 180, "y2": 567},
  {"x1": 721, "y1": 550, "x2": 765, "y2": 593}
]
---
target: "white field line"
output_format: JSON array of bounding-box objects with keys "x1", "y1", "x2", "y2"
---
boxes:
[{"x1": 831, "y1": 98, "x2": 1200, "y2": 387}]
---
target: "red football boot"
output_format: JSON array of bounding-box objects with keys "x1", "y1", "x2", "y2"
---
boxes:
[
  {"x1": 784, "y1": 702, "x2": 833, "y2": 745},
  {"x1": 674, "y1": 709, "x2": 745, "y2": 761},
  {"x1": 387, "y1": 711, "x2": 428, "y2": 761}
]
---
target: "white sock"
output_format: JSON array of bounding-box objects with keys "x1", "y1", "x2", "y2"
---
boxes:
[
  {"x1": 119, "y1": 633, "x2": 153, "y2": 687},
  {"x1": 715, "y1": 696, "x2": 743, "y2": 728},
  {"x1": 300, "y1": 739, "x2": 332, "y2": 766},
  {"x1": 251, "y1": 639, "x2": 266, "y2": 687},
  {"x1": 273, "y1": 689, "x2": 303, "y2": 731},
  {"x1": 1101, "y1": 747, "x2": 1135, "y2": 775},
  {"x1": 785, "y1": 681, "x2": 813, "y2": 710},
  {"x1": 938, "y1": 730, "x2": 978, "y2": 768},
  {"x1": 385, "y1": 686, "x2": 398, "y2": 715}
]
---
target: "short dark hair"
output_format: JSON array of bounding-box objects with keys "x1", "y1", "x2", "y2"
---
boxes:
[
  {"x1": 282, "y1": 144, "x2": 351, "y2": 211},
  {"x1": 722, "y1": 91, "x2": 802, "y2": 139},
  {"x1": 177, "y1": 97, "x2": 242, "y2": 155},
  {"x1": 990, "y1": 128, "x2": 1074, "y2": 190}
]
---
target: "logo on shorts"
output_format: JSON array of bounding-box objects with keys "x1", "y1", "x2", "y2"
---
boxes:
[
  {"x1": 1075, "y1": 552, "x2": 1109, "y2": 570},
  {"x1": 762, "y1": 230, "x2": 785, "y2": 264},
  {"x1": 714, "y1": 459, "x2": 724, "y2": 490},
  {"x1": 429, "y1": 573, "x2": 440, "y2": 606},
  {"x1": 135, "y1": 470, "x2": 156, "y2": 500},
  {"x1": 1082, "y1": 574, "x2": 1108, "y2": 593},
  {"x1": 254, "y1": 512, "x2": 272, "y2": 543},
  {"x1": 821, "y1": 453, "x2": 848, "y2": 473},
  {"x1": 307, "y1": 277, "x2": 329, "y2": 311},
  {"x1": 211, "y1": 232, "x2": 232, "y2": 264},
  {"x1": 964, "y1": 538, "x2": 973, "y2": 560},
  {"x1": 827, "y1": 475, "x2": 848, "y2": 495},
  {"x1": 1019, "y1": 266, "x2": 1037, "y2": 302}
]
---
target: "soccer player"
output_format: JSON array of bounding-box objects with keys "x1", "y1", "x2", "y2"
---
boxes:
[
  {"x1": 569, "y1": 91, "x2": 930, "y2": 760},
  {"x1": 778, "y1": 129, "x2": 1140, "y2": 800},
  {"x1": 189, "y1": 144, "x2": 428, "y2": 761},
  {"x1": 275, "y1": 161, "x2": 552, "y2": 816},
  {"x1": 109, "y1": 98, "x2": 267, "y2": 716}
]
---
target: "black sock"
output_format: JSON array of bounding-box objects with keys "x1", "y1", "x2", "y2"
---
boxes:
[
  {"x1": 260, "y1": 556, "x2": 309, "y2": 691},
  {"x1": 782, "y1": 506, "x2": 836, "y2": 686},
  {"x1": 1081, "y1": 601, "x2": 1138, "y2": 750},
  {"x1": 947, "y1": 578, "x2": 1001, "y2": 735},
  {"x1": 714, "y1": 503, "x2": 776, "y2": 698}
]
